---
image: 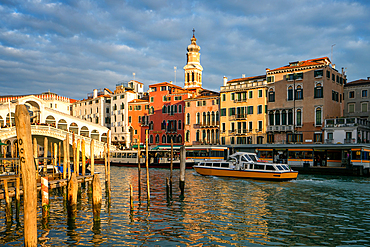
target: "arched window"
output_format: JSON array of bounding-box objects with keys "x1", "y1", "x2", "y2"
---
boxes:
[
  {"x1": 186, "y1": 113, "x2": 190, "y2": 125},
  {"x1": 162, "y1": 105, "x2": 167, "y2": 113},
  {"x1": 162, "y1": 135, "x2": 166, "y2": 144},
  {"x1": 177, "y1": 135, "x2": 182, "y2": 143},
  {"x1": 167, "y1": 135, "x2": 171, "y2": 143},
  {"x1": 315, "y1": 107, "x2": 322, "y2": 126},
  {"x1": 281, "y1": 110, "x2": 287, "y2": 125},
  {"x1": 287, "y1": 86, "x2": 293, "y2": 101},
  {"x1": 179, "y1": 105, "x2": 182, "y2": 113},
  {"x1": 196, "y1": 131, "x2": 200, "y2": 142},
  {"x1": 216, "y1": 111, "x2": 219, "y2": 122},
  {"x1": 185, "y1": 130, "x2": 190, "y2": 142},
  {"x1": 268, "y1": 88, "x2": 275, "y2": 102},
  {"x1": 297, "y1": 109, "x2": 302, "y2": 126},
  {"x1": 202, "y1": 112, "x2": 206, "y2": 124},
  {"x1": 269, "y1": 111, "x2": 274, "y2": 126},
  {"x1": 155, "y1": 134, "x2": 159, "y2": 143},
  {"x1": 174, "y1": 105, "x2": 177, "y2": 113},
  {"x1": 121, "y1": 103, "x2": 124, "y2": 110},
  {"x1": 149, "y1": 135, "x2": 153, "y2": 143},
  {"x1": 196, "y1": 112, "x2": 200, "y2": 124},
  {"x1": 178, "y1": 120, "x2": 182, "y2": 130},
  {"x1": 275, "y1": 110, "x2": 280, "y2": 125},
  {"x1": 288, "y1": 110, "x2": 293, "y2": 125},
  {"x1": 296, "y1": 85, "x2": 303, "y2": 100}
]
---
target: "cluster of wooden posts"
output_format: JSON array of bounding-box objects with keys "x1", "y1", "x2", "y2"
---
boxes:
[
  {"x1": 129, "y1": 134, "x2": 186, "y2": 213},
  {"x1": 0, "y1": 105, "x2": 114, "y2": 246}
]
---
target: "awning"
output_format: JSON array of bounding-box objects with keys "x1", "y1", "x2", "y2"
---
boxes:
[{"x1": 151, "y1": 145, "x2": 182, "y2": 150}]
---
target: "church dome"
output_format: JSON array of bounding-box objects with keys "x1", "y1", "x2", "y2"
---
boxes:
[{"x1": 187, "y1": 34, "x2": 200, "y2": 52}]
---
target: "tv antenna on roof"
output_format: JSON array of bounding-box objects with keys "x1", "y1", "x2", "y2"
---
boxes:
[{"x1": 331, "y1": 44, "x2": 336, "y2": 64}]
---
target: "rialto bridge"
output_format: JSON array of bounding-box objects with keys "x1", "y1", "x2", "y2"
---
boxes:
[{"x1": 0, "y1": 95, "x2": 116, "y2": 157}]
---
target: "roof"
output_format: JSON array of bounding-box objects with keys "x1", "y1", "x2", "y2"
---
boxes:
[
  {"x1": 267, "y1": 57, "x2": 331, "y2": 72},
  {"x1": 227, "y1": 75, "x2": 266, "y2": 84},
  {"x1": 128, "y1": 98, "x2": 149, "y2": 104},
  {"x1": 344, "y1": 79, "x2": 370, "y2": 87}
]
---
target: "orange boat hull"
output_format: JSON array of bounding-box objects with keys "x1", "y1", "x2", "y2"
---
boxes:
[{"x1": 193, "y1": 166, "x2": 298, "y2": 181}]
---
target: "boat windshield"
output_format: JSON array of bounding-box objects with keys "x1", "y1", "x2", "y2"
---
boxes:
[
  {"x1": 276, "y1": 165, "x2": 284, "y2": 171},
  {"x1": 249, "y1": 154, "x2": 258, "y2": 162},
  {"x1": 282, "y1": 165, "x2": 290, "y2": 170},
  {"x1": 242, "y1": 155, "x2": 252, "y2": 162}
]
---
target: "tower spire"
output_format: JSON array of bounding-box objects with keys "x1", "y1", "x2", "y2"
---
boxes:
[{"x1": 183, "y1": 29, "x2": 203, "y2": 89}]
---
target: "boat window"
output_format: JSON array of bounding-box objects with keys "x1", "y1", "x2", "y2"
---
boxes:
[
  {"x1": 127, "y1": 153, "x2": 132, "y2": 158},
  {"x1": 117, "y1": 153, "x2": 122, "y2": 158},
  {"x1": 132, "y1": 153, "x2": 137, "y2": 158},
  {"x1": 212, "y1": 163, "x2": 221, "y2": 167},
  {"x1": 121, "y1": 153, "x2": 126, "y2": 158},
  {"x1": 276, "y1": 165, "x2": 284, "y2": 171},
  {"x1": 254, "y1": 164, "x2": 265, "y2": 170},
  {"x1": 282, "y1": 165, "x2": 290, "y2": 170},
  {"x1": 249, "y1": 164, "x2": 253, "y2": 169},
  {"x1": 265, "y1": 165, "x2": 276, "y2": 171},
  {"x1": 221, "y1": 163, "x2": 229, "y2": 168},
  {"x1": 198, "y1": 162, "x2": 204, "y2": 166},
  {"x1": 243, "y1": 155, "x2": 252, "y2": 161},
  {"x1": 112, "y1": 153, "x2": 117, "y2": 158},
  {"x1": 241, "y1": 155, "x2": 248, "y2": 161},
  {"x1": 249, "y1": 155, "x2": 258, "y2": 162}
]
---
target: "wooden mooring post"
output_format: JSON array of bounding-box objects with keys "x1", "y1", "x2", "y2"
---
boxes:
[
  {"x1": 4, "y1": 179, "x2": 12, "y2": 223},
  {"x1": 137, "y1": 138, "x2": 141, "y2": 199},
  {"x1": 90, "y1": 139, "x2": 94, "y2": 175},
  {"x1": 63, "y1": 139, "x2": 67, "y2": 180},
  {"x1": 179, "y1": 146, "x2": 186, "y2": 198},
  {"x1": 41, "y1": 176, "x2": 49, "y2": 220},
  {"x1": 81, "y1": 140, "x2": 86, "y2": 176},
  {"x1": 145, "y1": 130, "x2": 150, "y2": 205},
  {"x1": 15, "y1": 104, "x2": 38, "y2": 246},
  {"x1": 67, "y1": 172, "x2": 78, "y2": 219},
  {"x1": 92, "y1": 174, "x2": 102, "y2": 221},
  {"x1": 44, "y1": 137, "x2": 48, "y2": 175},
  {"x1": 170, "y1": 139, "x2": 173, "y2": 198}
]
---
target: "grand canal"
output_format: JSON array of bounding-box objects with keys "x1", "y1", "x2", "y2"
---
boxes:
[{"x1": 1, "y1": 166, "x2": 370, "y2": 246}]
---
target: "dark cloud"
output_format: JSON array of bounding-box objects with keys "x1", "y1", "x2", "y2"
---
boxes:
[{"x1": 0, "y1": 0, "x2": 369, "y2": 100}]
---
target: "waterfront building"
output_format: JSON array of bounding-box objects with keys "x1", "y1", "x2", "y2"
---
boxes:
[
  {"x1": 265, "y1": 57, "x2": 346, "y2": 144},
  {"x1": 72, "y1": 80, "x2": 144, "y2": 147},
  {"x1": 184, "y1": 89, "x2": 220, "y2": 145},
  {"x1": 148, "y1": 82, "x2": 193, "y2": 147},
  {"x1": 323, "y1": 117, "x2": 370, "y2": 144},
  {"x1": 128, "y1": 95, "x2": 149, "y2": 147},
  {"x1": 219, "y1": 75, "x2": 268, "y2": 145},
  {"x1": 343, "y1": 78, "x2": 370, "y2": 121}
]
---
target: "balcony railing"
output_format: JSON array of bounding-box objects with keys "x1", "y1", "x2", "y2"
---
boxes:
[
  {"x1": 325, "y1": 117, "x2": 370, "y2": 128},
  {"x1": 229, "y1": 114, "x2": 247, "y2": 120},
  {"x1": 267, "y1": 125, "x2": 294, "y2": 132},
  {"x1": 199, "y1": 121, "x2": 220, "y2": 128},
  {"x1": 233, "y1": 98, "x2": 247, "y2": 103}
]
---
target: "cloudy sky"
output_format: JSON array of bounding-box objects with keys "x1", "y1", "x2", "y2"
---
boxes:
[{"x1": 1, "y1": 0, "x2": 369, "y2": 100}]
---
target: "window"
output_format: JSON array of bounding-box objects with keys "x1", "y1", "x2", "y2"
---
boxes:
[
  {"x1": 295, "y1": 85, "x2": 303, "y2": 100},
  {"x1": 297, "y1": 109, "x2": 302, "y2": 126},
  {"x1": 185, "y1": 131, "x2": 190, "y2": 142},
  {"x1": 258, "y1": 121, "x2": 263, "y2": 131},
  {"x1": 179, "y1": 105, "x2": 182, "y2": 113},
  {"x1": 128, "y1": 116, "x2": 131, "y2": 123},
  {"x1": 196, "y1": 112, "x2": 200, "y2": 124},
  {"x1": 315, "y1": 107, "x2": 322, "y2": 126},
  {"x1": 248, "y1": 91, "x2": 253, "y2": 99},
  {"x1": 106, "y1": 108, "x2": 109, "y2": 113},
  {"x1": 332, "y1": 73, "x2": 335, "y2": 81},
  {"x1": 326, "y1": 70, "x2": 330, "y2": 79},
  {"x1": 269, "y1": 112, "x2": 274, "y2": 126},
  {"x1": 275, "y1": 110, "x2": 280, "y2": 125},
  {"x1": 327, "y1": 132, "x2": 333, "y2": 140},
  {"x1": 348, "y1": 103, "x2": 355, "y2": 113},
  {"x1": 186, "y1": 113, "x2": 190, "y2": 124},
  {"x1": 268, "y1": 89, "x2": 275, "y2": 102},
  {"x1": 229, "y1": 107, "x2": 235, "y2": 116},
  {"x1": 220, "y1": 108, "x2": 226, "y2": 116},
  {"x1": 150, "y1": 97, "x2": 154, "y2": 102},
  {"x1": 332, "y1": 91, "x2": 339, "y2": 102},
  {"x1": 222, "y1": 94, "x2": 226, "y2": 101},
  {"x1": 314, "y1": 83, "x2": 323, "y2": 98},
  {"x1": 314, "y1": 69, "x2": 323, "y2": 78},
  {"x1": 287, "y1": 86, "x2": 293, "y2": 100},
  {"x1": 267, "y1": 76, "x2": 274, "y2": 83},
  {"x1": 349, "y1": 91, "x2": 355, "y2": 99},
  {"x1": 287, "y1": 73, "x2": 303, "y2": 80},
  {"x1": 247, "y1": 106, "x2": 253, "y2": 114},
  {"x1": 120, "y1": 95, "x2": 124, "y2": 99},
  {"x1": 162, "y1": 135, "x2": 166, "y2": 144},
  {"x1": 257, "y1": 105, "x2": 262, "y2": 114},
  {"x1": 178, "y1": 120, "x2": 182, "y2": 130},
  {"x1": 258, "y1": 90, "x2": 262, "y2": 97},
  {"x1": 248, "y1": 121, "x2": 252, "y2": 131},
  {"x1": 161, "y1": 86, "x2": 167, "y2": 91},
  {"x1": 314, "y1": 133, "x2": 322, "y2": 143},
  {"x1": 221, "y1": 137, "x2": 225, "y2": 145},
  {"x1": 231, "y1": 93, "x2": 235, "y2": 100},
  {"x1": 267, "y1": 134, "x2": 274, "y2": 144},
  {"x1": 361, "y1": 102, "x2": 368, "y2": 112},
  {"x1": 282, "y1": 110, "x2": 287, "y2": 125},
  {"x1": 362, "y1": 90, "x2": 368, "y2": 98},
  {"x1": 230, "y1": 137, "x2": 235, "y2": 145}
]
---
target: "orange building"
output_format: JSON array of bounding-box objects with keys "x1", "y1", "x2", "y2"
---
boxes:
[
  {"x1": 128, "y1": 96, "x2": 149, "y2": 147},
  {"x1": 184, "y1": 89, "x2": 220, "y2": 145},
  {"x1": 148, "y1": 82, "x2": 194, "y2": 147}
]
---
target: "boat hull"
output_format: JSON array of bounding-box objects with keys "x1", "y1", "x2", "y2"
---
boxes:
[{"x1": 193, "y1": 166, "x2": 298, "y2": 181}]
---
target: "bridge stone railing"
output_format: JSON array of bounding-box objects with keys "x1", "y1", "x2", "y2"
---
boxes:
[{"x1": 0, "y1": 125, "x2": 116, "y2": 157}]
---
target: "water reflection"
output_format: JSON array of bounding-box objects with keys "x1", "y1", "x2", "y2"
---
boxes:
[{"x1": 2, "y1": 167, "x2": 370, "y2": 246}]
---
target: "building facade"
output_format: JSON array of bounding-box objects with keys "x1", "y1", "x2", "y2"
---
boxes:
[
  {"x1": 184, "y1": 89, "x2": 220, "y2": 145},
  {"x1": 265, "y1": 57, "x2": 346, "y2": 144},
  {"x1": 128, "y1": 97, "x2": 149, "y2": 147},
  {"x1": 219, "y1": 75, "x2": 268, "y2": 145},
  {"x1": 343, "y1": 78, "x2": 370, "y2": 120}
]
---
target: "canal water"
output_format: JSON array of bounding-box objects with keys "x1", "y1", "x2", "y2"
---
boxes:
[{"x1": 1, "y1": 166, "x2": 370, "y2": 246}]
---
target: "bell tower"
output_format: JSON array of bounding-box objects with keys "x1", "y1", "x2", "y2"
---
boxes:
[{"x1": 183, "y1": 29, "x2": 203, "y2": 89}]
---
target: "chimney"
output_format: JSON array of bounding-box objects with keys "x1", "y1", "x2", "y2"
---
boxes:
[
  {"x1": 223, "y1": 76, "x2": 228, "y2": 86},
  {"x1": 169, "y1": 81, "x2": 173, "y2": 84},
  {"x1": 367, "y1": 77, "x2": 370, "y2": 81},
  {"x1": 93, "y1": 89, "x2": 98, "y2": 98},
  {"x1": 242, "y1": 74, "x2": 245, "y2": 78}
]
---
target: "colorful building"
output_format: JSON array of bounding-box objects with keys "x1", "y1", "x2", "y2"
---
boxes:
[
  {"x1": 184, "y1": 89, "x2": 220, "y2": 145},
  {"x1": 265, "y1": 57, "x2": 346, "y2": 144},
  {"x1": 128, "y1": 96, "x2": 149, "y2": 147},
  {"x1": 219, "y1": 75, "x2": 268, "y2": 145}
]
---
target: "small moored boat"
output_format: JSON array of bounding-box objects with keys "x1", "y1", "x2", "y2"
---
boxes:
[{"x1": 193, "y1": 152, "x2": 298, "y2": 181}]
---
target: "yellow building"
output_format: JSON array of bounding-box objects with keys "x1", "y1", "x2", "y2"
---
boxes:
[{"x1": 220, "y1": 75, "x2": 268, "y2": 145}]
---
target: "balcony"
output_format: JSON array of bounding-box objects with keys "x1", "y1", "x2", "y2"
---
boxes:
[
  {"x1": 165, "y1": 128, "x2": 177, "y2": 133},
  {"x1": 325, "y1": 139, "x2": 334, "y2": 144},
  {"x1": 235, "y1": 129, "x2": 248, "y2": 135},
  {"x1": 267, "y1": 125, "x2": 294, "y2": 132},
  {"x1": 234, "y1": 98, "x2": 247, "y2": 103},
  {"x1": 325, "y1": 117, "x2": 370, "y2": 128},
  {"x1": 344, "y1": 138, "x2": 356, "y2": 144},
  {"x1": 140, "y1": 120, "x2": 149, "y2": 126},
  {"x1": 229, "y1": 114, "x2": 247, "y2": 121},
  {"x1": 199, "y1": 121, "x2": 220, "y2": 128}
]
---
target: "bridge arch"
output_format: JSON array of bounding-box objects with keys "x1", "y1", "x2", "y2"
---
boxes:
[
  {"x1": 57, "y1": 119, "x2": 67, "y2": 130},
  {"x1": 91, "y1": 130, "x2": 99, "y2": 140},
  {"x1": 69, "y1": 122, "x2": 79, "y2": 134},
  {"x1": 45, "y1": 115, "x2": 56, "y2": 126},
  {"x1": 80, "y1": 126, "x2": 89, "y2": 137}
]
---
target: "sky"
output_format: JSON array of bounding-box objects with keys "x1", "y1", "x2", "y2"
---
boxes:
[{"x1": 0, "y1": 0, "x2": 369, "y2": 100}]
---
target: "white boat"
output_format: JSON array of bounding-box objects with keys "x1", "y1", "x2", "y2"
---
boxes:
[{"x1": 193, "y1": 152, "x2": 298, "y2": 181}]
